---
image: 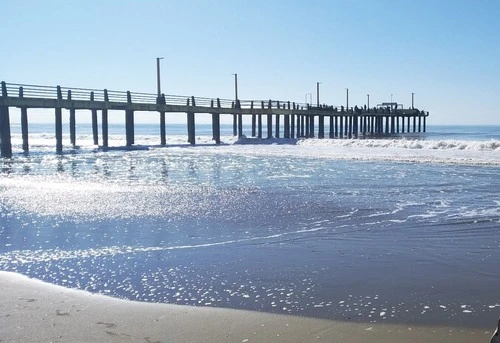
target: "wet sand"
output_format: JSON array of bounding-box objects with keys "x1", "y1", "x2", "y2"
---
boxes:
[{"x1": 0, "y1": 272, "x2": 493, "y2": 343}]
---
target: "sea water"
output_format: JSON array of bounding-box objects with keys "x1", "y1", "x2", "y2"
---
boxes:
[{"x1": 0, "y1": 123, "x2": 499, "y2": 328}]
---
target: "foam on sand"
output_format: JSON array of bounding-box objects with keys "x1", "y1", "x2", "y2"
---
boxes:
[{"x1": 0, "y1": 271, "x2": 493, "y2": 343}]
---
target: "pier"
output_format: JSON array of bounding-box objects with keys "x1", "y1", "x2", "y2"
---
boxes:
[{"x1": 0, "y1": 81, "x2": 429, "y2": 158}]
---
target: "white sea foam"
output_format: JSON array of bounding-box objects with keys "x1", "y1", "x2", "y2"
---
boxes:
[
  {"x1": 9, "y1": 133, "x2": 500, "y2": 166},
  {"x1": 0, "y1": 223, "x2": 335, "y2": 265}
]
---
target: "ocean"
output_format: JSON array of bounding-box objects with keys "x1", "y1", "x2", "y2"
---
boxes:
[{"x1": 0, "y1": 122, "x2": 499, "y2": 328}]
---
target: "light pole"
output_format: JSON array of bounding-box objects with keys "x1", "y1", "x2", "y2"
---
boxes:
[
  {"x1": 316, "y1": 82, "x2": 321, "y2": 107},
  {"x1": 367, "y1": 94, "x2": 370, "y2": 109},
  {"x1": 232, "y1": 73, "x2": 238, "y2": 101},
  {"x1": 346, "y1": 88, "x2": 349, "y2": 110},
  {"x1": 156, "y1": 57, "x2": 164, "y2": 97},
  {"x1": 412, "y1": 92, "x2": 415, "y2": 109},
  {"x1": 390, "y1": 93, "x2": 393, "y2": 110},
  {"x1": 305, "y1": 93, "x2": 312, "y2": 106}
]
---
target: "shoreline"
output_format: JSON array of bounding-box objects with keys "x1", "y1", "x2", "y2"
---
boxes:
[{"x1": 0, "y1": 271, "x2": 493, "y2": 343}]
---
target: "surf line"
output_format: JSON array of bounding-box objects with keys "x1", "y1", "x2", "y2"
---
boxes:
[{"x1": 0, "y1": 225, "x2": 336, "y2": 265}]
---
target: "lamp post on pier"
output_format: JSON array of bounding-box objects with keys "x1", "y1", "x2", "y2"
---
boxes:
[
  {"x1": 367, "y1": 94, "x2": 370, "y2": 109},
  {"x1": 305, "y1": 93, "x2": 312, "y2": 107},
  {"x1": 156, "y1": 57, "x2": 164, "y2": 97},
  {"x1": 316, "y1": 82, "x2": 321, "y2": 107},
  {"x1": 412, "y1": 92, "x2": 415, "y2": 109},
  {"x1": 390, "y1": 93, "x2": 393, "y2": 110},
  {"x1": 232, "y1": 73, "x2": 238, "y2": 101},
  {"x1": 346, "y1": 88, "x2": 349, "y2": 111}
]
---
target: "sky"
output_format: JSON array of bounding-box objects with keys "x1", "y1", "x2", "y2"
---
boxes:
[{"x1": 1, "y1": 0, "x2": 500, "y2": 125}]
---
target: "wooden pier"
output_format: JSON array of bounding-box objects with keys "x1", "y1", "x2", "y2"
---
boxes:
[{"x1": 0, "y1": 81, "x2": 429, "y2": 158}]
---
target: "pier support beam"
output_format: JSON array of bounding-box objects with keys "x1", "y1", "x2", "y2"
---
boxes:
[
  {"x1": 318, "y1": 115, "x2": 324, "y2": 139},
  {"x1": 238, "y1": 113, "x2": 243, "y2": 138},
  {"x1": 211, "y1": 98, "x2": 221, "y2": 144},
  {"x1": 125, "y1": 91, "x2": 134, "y2": 146},
  {"x1": 0, "y1": 82, "x2": 12, "y2": 158},
  {"x1": 55, "y1": 107, "x2": 63, "y2": 153},
  {"x1": 267, "y1": 100, "x2": 272, "y2": 139},
  {"x1": 0, "y1": 105, "x2": 12, "y2": 158},
  {"x1": 309, "y1": 115, "x2": 315, "y2": 138},
  {"x1": 348, "y1": 116, "x2": 353, "y2": 138},
  {"x1": 90, "y1": 92, "x2": 98, "y2": 145},
  {"x1": 284, "y1": 114, "x2": 290, "y2": 139},
  {"x1": 267, "y1": 114, "x2": 272, "y2": 139},
  {"x1": 275, "y1": 114, "x2": 280, "y2": 138},
  {"x1": 21, "y1": 107, "x2": 28, "y2": 152},
  {"x1": 55, "y1": 86, "x2": 63, "y2": 153},
  {"x1": 102, "y1": 89, "x2": 109, "y2": 148},
  {"x1": 353, "y1": 115, "x2": 358, "y2": 138},
  {"x1": 102, "y1": 109, "x2": 108, "y2": 148},
  {"x1": 251, "y1": 115, "x2": 256, "y2": 137},
  {"x1": 299, "y1": 115, "x2": 303, "y2": 137},
  {"x1": 18, "y1": 87, "x2": 29, "y2": 152},
  {"x1": 258, "y1": 114, "x2": 262, "y2": 139},
  {"x1": 344, "y1": 116, "x2": 348, "y2": 138},
  {"x1": 232, "y1": 114, "x2": 237, "y2": 136},
  {"x1": 187, "y1": 96, "x2": 196, "y2": 145},
  {"x1": 68, "y1": 90, "x2": 76, "y2": 147},
  {"x1": 339, "y1": 116, "x2": 344, "y2": 138},
  {"x1": 125, "y1": 110, "x2": 134, "y2": 146},
  {"x1": 187, "y1": 112, "x2": 195, "y2": 144},
  {"x1": 212, "y1": 113, "x2": 220, "y2": 144},
  {"x1": 251, "y1": 102, "x2": 256, "y2": 137},
  {"x1": 329, "y1": 116, "x2": 334, "y2": 138},
  {"x1": 159, "y1": 94, "x2": 166, "y2": 145}
]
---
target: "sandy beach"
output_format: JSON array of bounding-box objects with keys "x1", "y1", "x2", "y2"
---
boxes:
[{"x1": 0, "y1": 271, "x2": 494, "y2": 343}]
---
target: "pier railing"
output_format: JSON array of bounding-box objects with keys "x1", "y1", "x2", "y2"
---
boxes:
[{"x1": 2, "y1": 82, "x2": 314, "y2": 110}]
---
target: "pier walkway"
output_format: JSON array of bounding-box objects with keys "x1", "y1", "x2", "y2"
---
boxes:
[{"x1": 0, "y1": 81, "x2": 429, "y2": 158}]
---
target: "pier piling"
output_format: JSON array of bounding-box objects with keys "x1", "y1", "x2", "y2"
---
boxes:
[
  {"x1": 68, "y1": 90, "x2": 76, "y2": 146},
  {"x1": 0, "y1": 81, "x2": 12, "y2": 158},
  {"x1": 90, "y1": 92, "x2": 99, "y2": 145},
  {"x1": 19, "y1": 87, "x2": 29, "y2": 152},
  {"x1": 102, "y1": 89, "x2": 109, "y2": 148}
]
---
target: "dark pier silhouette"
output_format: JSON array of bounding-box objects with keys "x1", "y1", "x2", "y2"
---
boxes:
[{"x1": 0, "y1": 81, "x2": 429, "y2": 158}]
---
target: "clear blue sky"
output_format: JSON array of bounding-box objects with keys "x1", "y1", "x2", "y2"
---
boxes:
[{"x1": 1, "y1": 0, "x2": 499, "y2": 125}]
